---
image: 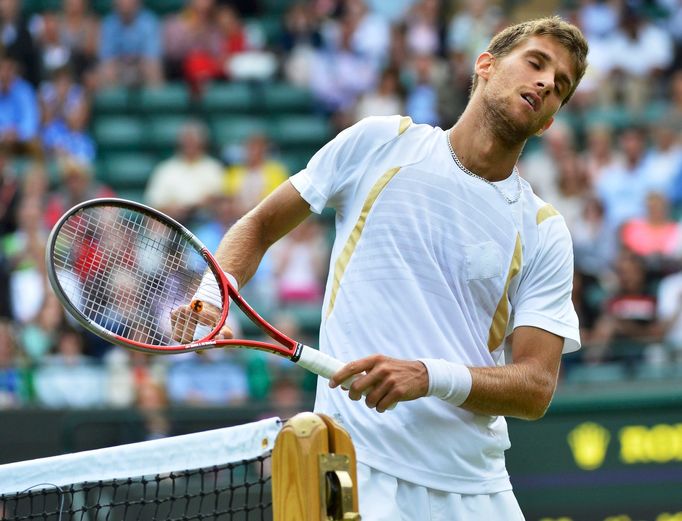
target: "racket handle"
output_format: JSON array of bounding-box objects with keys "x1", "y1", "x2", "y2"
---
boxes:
[{"x1": 296, "y1": 345, "x2": 396, "y2": 411}]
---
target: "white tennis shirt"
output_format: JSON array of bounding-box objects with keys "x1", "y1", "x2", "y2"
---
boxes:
[{"x1": 289, "y1": 115, "x2": 580, "y2": 494}]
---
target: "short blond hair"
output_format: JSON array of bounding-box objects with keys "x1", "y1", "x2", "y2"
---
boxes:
[{"x1": 471, "y1": 16, "x2": 589, "y2": 105}]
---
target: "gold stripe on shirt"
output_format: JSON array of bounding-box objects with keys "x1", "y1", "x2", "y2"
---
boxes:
[
  {"x1": 326, "y1": 167, "x2": 402, "y2": 318},
  {"x1": 487, "y1": 233, "x2": 523, "y2": 351},
  {"x1": 398, "y1": 116, "x2": 412, "y2": 136},
  {"x1": 536, "y1": 204, "x2": 559, "y2": 225}
]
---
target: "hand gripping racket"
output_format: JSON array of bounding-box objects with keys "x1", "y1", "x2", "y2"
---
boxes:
[{"x1": 45, "y1": 198, "x2": 354, "y2": 389}]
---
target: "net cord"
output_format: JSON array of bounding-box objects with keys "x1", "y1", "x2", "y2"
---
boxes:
[{"x1": 0, "y1": 417, "x2": 281, "y2": 496}]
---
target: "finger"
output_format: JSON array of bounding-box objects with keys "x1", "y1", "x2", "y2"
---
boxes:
[
  {"x1": 347, "y1": 370, "x2": 384, "y2": 401},
  {"x1": 216, "y1": 324, "x2": 234, "y2": 340},
  {"x1": 330, "y1": 356, "x2": 378, "y2": 388}
]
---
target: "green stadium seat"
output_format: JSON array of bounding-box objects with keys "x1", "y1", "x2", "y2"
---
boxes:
[
  {"x1": 200, "y1": 82, "x2": 254, "y2": 114},
  {"x1": 94, "y1": 116, "x2": 146, "y2": 152},
  {"x1": 93, "y1": 0, "x2": 113, "y2": 15},
  {"x1": 93, "y1": 87, "x2": 130, "y2": 114},
  {"x1": 634, "y1": 363, "x2": 672, "y2": 381},
  {"x1": 260, "y1": 0, "x2": 298, "y2": 15},
  {"x1": 145, "y1": 0, "x2": 186, "y2": 15},
  {"x1": 101, "y1": 153, "x2": 157, "y2": 190},
  {"x1": 146, "y1": 116, "x2": 193, "y2": 154},
  {"x1": 262, "y1": 83, "x2": 313, "y2": 113},
  {"x1": 251, "y1": 16, "x2": 283, "y2": 46},
  {"x1": 279, "y1": 150, "x2": 311, "y2": 174},
  {"x1": 211, "y1": 116, "x2": 268, "y2": 148},
  {"x1": 270, "y1": 115, "x2": 332, "y2": 148},
  {"x1": 564, "y1": 363, "x2": 629, "y2": 384},
  {"x1": 114, "y1": 188, "x2": 146, "y2": 203},
  {"x1": 137, "y1": 83, "x2": 191, "y2": 114}
]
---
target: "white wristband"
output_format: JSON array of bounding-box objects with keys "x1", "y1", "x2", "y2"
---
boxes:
[
  {"x1": 418, "y1": 358, "x2": 472, "y2": 406},
  {"x1": 193, "y1": 271, "x2": 238, "y2": 310}
]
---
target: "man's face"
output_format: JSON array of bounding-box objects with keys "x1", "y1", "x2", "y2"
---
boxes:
[{"x1": 479, "y1": 35, "x2": 576, "y2": 143}]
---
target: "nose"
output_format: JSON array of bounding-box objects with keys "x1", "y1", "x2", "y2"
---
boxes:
[{"x1": 535, "y1": 75, "x2": 555, "y2": 97}]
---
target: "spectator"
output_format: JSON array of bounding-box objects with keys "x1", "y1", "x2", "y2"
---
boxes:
[
  {"x1": 551, "y1": 150, "x2": 591, "y2": 233},
  {"x1": 0, "y1": 319, "x2": 27, "y2": 408},
  {"x1": 620, "y1": 192, "x2": 682, "y2": 275},
  {"x1": 572, "y1": 196, "x2": 618, "y2": 284},
  {"x1": 193, "y1": 194, "x2": 240, "y2": 252},
  {"x1": 38, "y1": 66, "x2": 86, "y2": 129},
  {"x1": 581, "y1": 123, "x2": 622, "y2": 184},
  {"x1": 354, "y1": 67, "x2": 403, "y2": 121},
  {"x1": 33, "y1": 326, "x2": 107, "y2": 408},
  {"x1": 0, "y1": 0, "x2": 39, "y2": 86},
  {"x1": 403, "y1": 53, "x2": 441, "y2": 126},
  {"x1": 588, "y1": 250, "x2": 662, "y2": 365},
  {"x1": 224, "y1": 133, "x2": 288, "y2": 214},
  {"x1": 342, "y1": 0, "x2": 391, "y2": 67},
  {"x1": 646, "y1": 121, "x2": 682, "y2": 197},
  {"x1": 162, "y1": 0, "x2": 220, "y2": 81},
  {"x1": 656, "y1": 267, "x2": 682, "y2": 365},
  {"x1": 447, "y1": 0, "x2": 501, "y2": 67},
  {"x1": 42, "y1": 97, "x2": 95, "y2": 164},
  {"x1": 3, "y1": 197, "x2": 48, "y2": 324},
  {"x1": 519, "y1": 119, "x2": 575, "y2": 202},
  {"x1": 0, "y1": 52, "x2": 41, "y2": 157},
  {"x1": 404, "y1": 0, "x2": 444, "y2": 57},
  {"x1": 166, "y1": 351, "x2": 248, "y2": 405},
  {"x1": 144, "y1": 120, "x2": 222, "y2": 222},
  {"x1": 598, "y1": 7, "x2": 673, "y2": 111},
  {"x1": 18, "y1": 292, "x2": 64, "y2": 363},
  {"x1": 58, "y1": 0, "x2": 100, "y2": 85},
  {"x1": 436, "y1": 50, "x2": 472, "y2": 128},
  {"x1": 98, "y1": 0, "x2": 163, "y2": 87},
  {"x1": 309, "y1": 14, "x2": 377, "y2": 115},
  {"x1": 44, "y1": 157, "x2": 115, "y2": 229},
  {"x1": 280, "y1": 2, "x2": 323, "y2": 87},
  {"x1": 273, "y1": 218, "x2": 327, "y2": 305},
  {"x1": 0, "y1": 149, "x2": 19, "y2": 237},
  {"x1": 33, "y1": 10, "x2": 73, "y2": 83},
  {"x1": 596, "y1": 126, "x2": 653, "y2": 232}
]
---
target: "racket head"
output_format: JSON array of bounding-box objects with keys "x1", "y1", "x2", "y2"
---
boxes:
[{"x1": 46, "y1": 198, "x2": 230, "y2": 354}]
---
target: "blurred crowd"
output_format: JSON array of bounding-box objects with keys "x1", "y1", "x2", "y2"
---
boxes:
[{"x1": 0, "y1": 0, "x2": 682, "y2": 416}]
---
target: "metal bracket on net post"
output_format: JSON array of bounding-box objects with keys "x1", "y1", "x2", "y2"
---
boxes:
[
  {"x1": 319, "y1": 453, "x2": 360, "y2": 521},
  {"x1": 272, "y1": 412, "x2": 360, "y2": 521}
]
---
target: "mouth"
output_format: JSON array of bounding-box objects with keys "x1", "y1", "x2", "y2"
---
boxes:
[{"x1": 521, "y1": 93, "x2": 540, "y2": 112}]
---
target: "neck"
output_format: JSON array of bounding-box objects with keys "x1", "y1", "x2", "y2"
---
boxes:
[{"x1": 448, "y1": 102, "x2": 525, "y2": 182}]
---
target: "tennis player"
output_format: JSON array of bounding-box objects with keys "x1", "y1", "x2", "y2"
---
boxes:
[{"x1": 179, "y1": 16, "x2": 588, "y2": 520}]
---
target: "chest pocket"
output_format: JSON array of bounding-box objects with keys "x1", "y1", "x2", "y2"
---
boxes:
[{"x1": 464, "y1": 241, "x2": 504, "y2": 281}]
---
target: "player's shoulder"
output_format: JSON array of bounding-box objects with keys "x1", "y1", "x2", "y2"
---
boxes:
[
  {"x1": 520, "y1": 180, "x2": 568, "y2": 231},
  {"x1": 347, "y1": 115, "x2": 437, "y2": 149}
]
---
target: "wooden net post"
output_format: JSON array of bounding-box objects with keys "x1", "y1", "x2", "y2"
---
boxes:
[{"x1": 272, "y1": 412, "x2": 360, "y2": 521}]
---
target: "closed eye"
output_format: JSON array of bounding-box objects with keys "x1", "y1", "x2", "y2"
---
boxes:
[{"x1": 528, "y1": 60, "x2": 540, "y2": 70}]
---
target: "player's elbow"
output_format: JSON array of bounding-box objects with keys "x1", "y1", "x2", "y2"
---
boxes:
[{"x1": 523, "y1": 378, "x2": 556, "y2": 420}]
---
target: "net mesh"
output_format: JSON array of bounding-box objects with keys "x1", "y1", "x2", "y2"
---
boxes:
[
  {"x1": 50, "y1": 202, "x2": 224, "y2": 347},
  {"x1": 0, "y1": 419, "x2": 280, "y2": 521}
]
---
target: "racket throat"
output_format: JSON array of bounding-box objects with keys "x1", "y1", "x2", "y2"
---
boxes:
[{"x1": 290, "y1": 343, "x2": 305, "y2": 362}]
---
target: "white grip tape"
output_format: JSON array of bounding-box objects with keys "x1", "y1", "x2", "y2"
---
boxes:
[
  {"x1": 193, "y1": 323, "x2": 213, "y2": 341},
  {"x1": 296, "y1": 345, "x2": 396, "y2": 410}
]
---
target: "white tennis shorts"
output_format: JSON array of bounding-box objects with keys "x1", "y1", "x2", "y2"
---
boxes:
[{"x1": 357, "y1": 463, "x2": 526, "y2": 521}]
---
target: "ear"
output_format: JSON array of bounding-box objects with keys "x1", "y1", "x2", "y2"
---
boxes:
[
  {"x1": 535, "y1": 116, "x2": 554, "y2": 137},
  {"x1": 474, "y1": 52, "x2": 495, "y2": 83}
]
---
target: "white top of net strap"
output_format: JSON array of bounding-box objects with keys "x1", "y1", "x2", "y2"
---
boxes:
[{"x1": 0, "y1": 417, "x2": 281, "y2": 495}]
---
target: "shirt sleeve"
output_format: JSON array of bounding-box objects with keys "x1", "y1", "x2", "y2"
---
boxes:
[
  {"x1": 290, "y1": 115, "x2": 406, "y2": 214},
  {"x1": 512, "y1": 214, "x2": 581, "y2": 353}
]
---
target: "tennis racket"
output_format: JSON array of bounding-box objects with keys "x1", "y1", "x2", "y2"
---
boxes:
[{"x1": 45, "y1": 198, "x2": 354, "y2": 388}]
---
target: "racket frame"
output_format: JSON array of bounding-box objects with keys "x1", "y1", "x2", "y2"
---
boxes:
[{"x1": 45, "y1": 198, "x2": 302, "y2": 359}]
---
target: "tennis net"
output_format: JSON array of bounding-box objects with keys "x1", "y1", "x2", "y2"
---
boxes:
[{"x1": 0, "y1": 417, "x2": 281, "y2": 521}]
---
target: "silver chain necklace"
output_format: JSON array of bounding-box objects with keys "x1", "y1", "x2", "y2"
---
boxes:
[{"x1": 446, "y1": 129, "x2": 522, "y2": 205}]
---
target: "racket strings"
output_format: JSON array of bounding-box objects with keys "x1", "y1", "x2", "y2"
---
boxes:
[{"x1": 52, "y1": 206, "x2": 222, "y2": 346}]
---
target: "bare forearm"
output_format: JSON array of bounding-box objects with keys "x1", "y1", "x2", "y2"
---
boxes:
[
  {"x1": 461, "y1": 363, "x2": 558, "y2": 420},
  {"x1": 212, "y1": 181, "x2": 311, "y2": 288},
  {"x1": 214, "y1": 213, "x2": 270, "y2": 288}
]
